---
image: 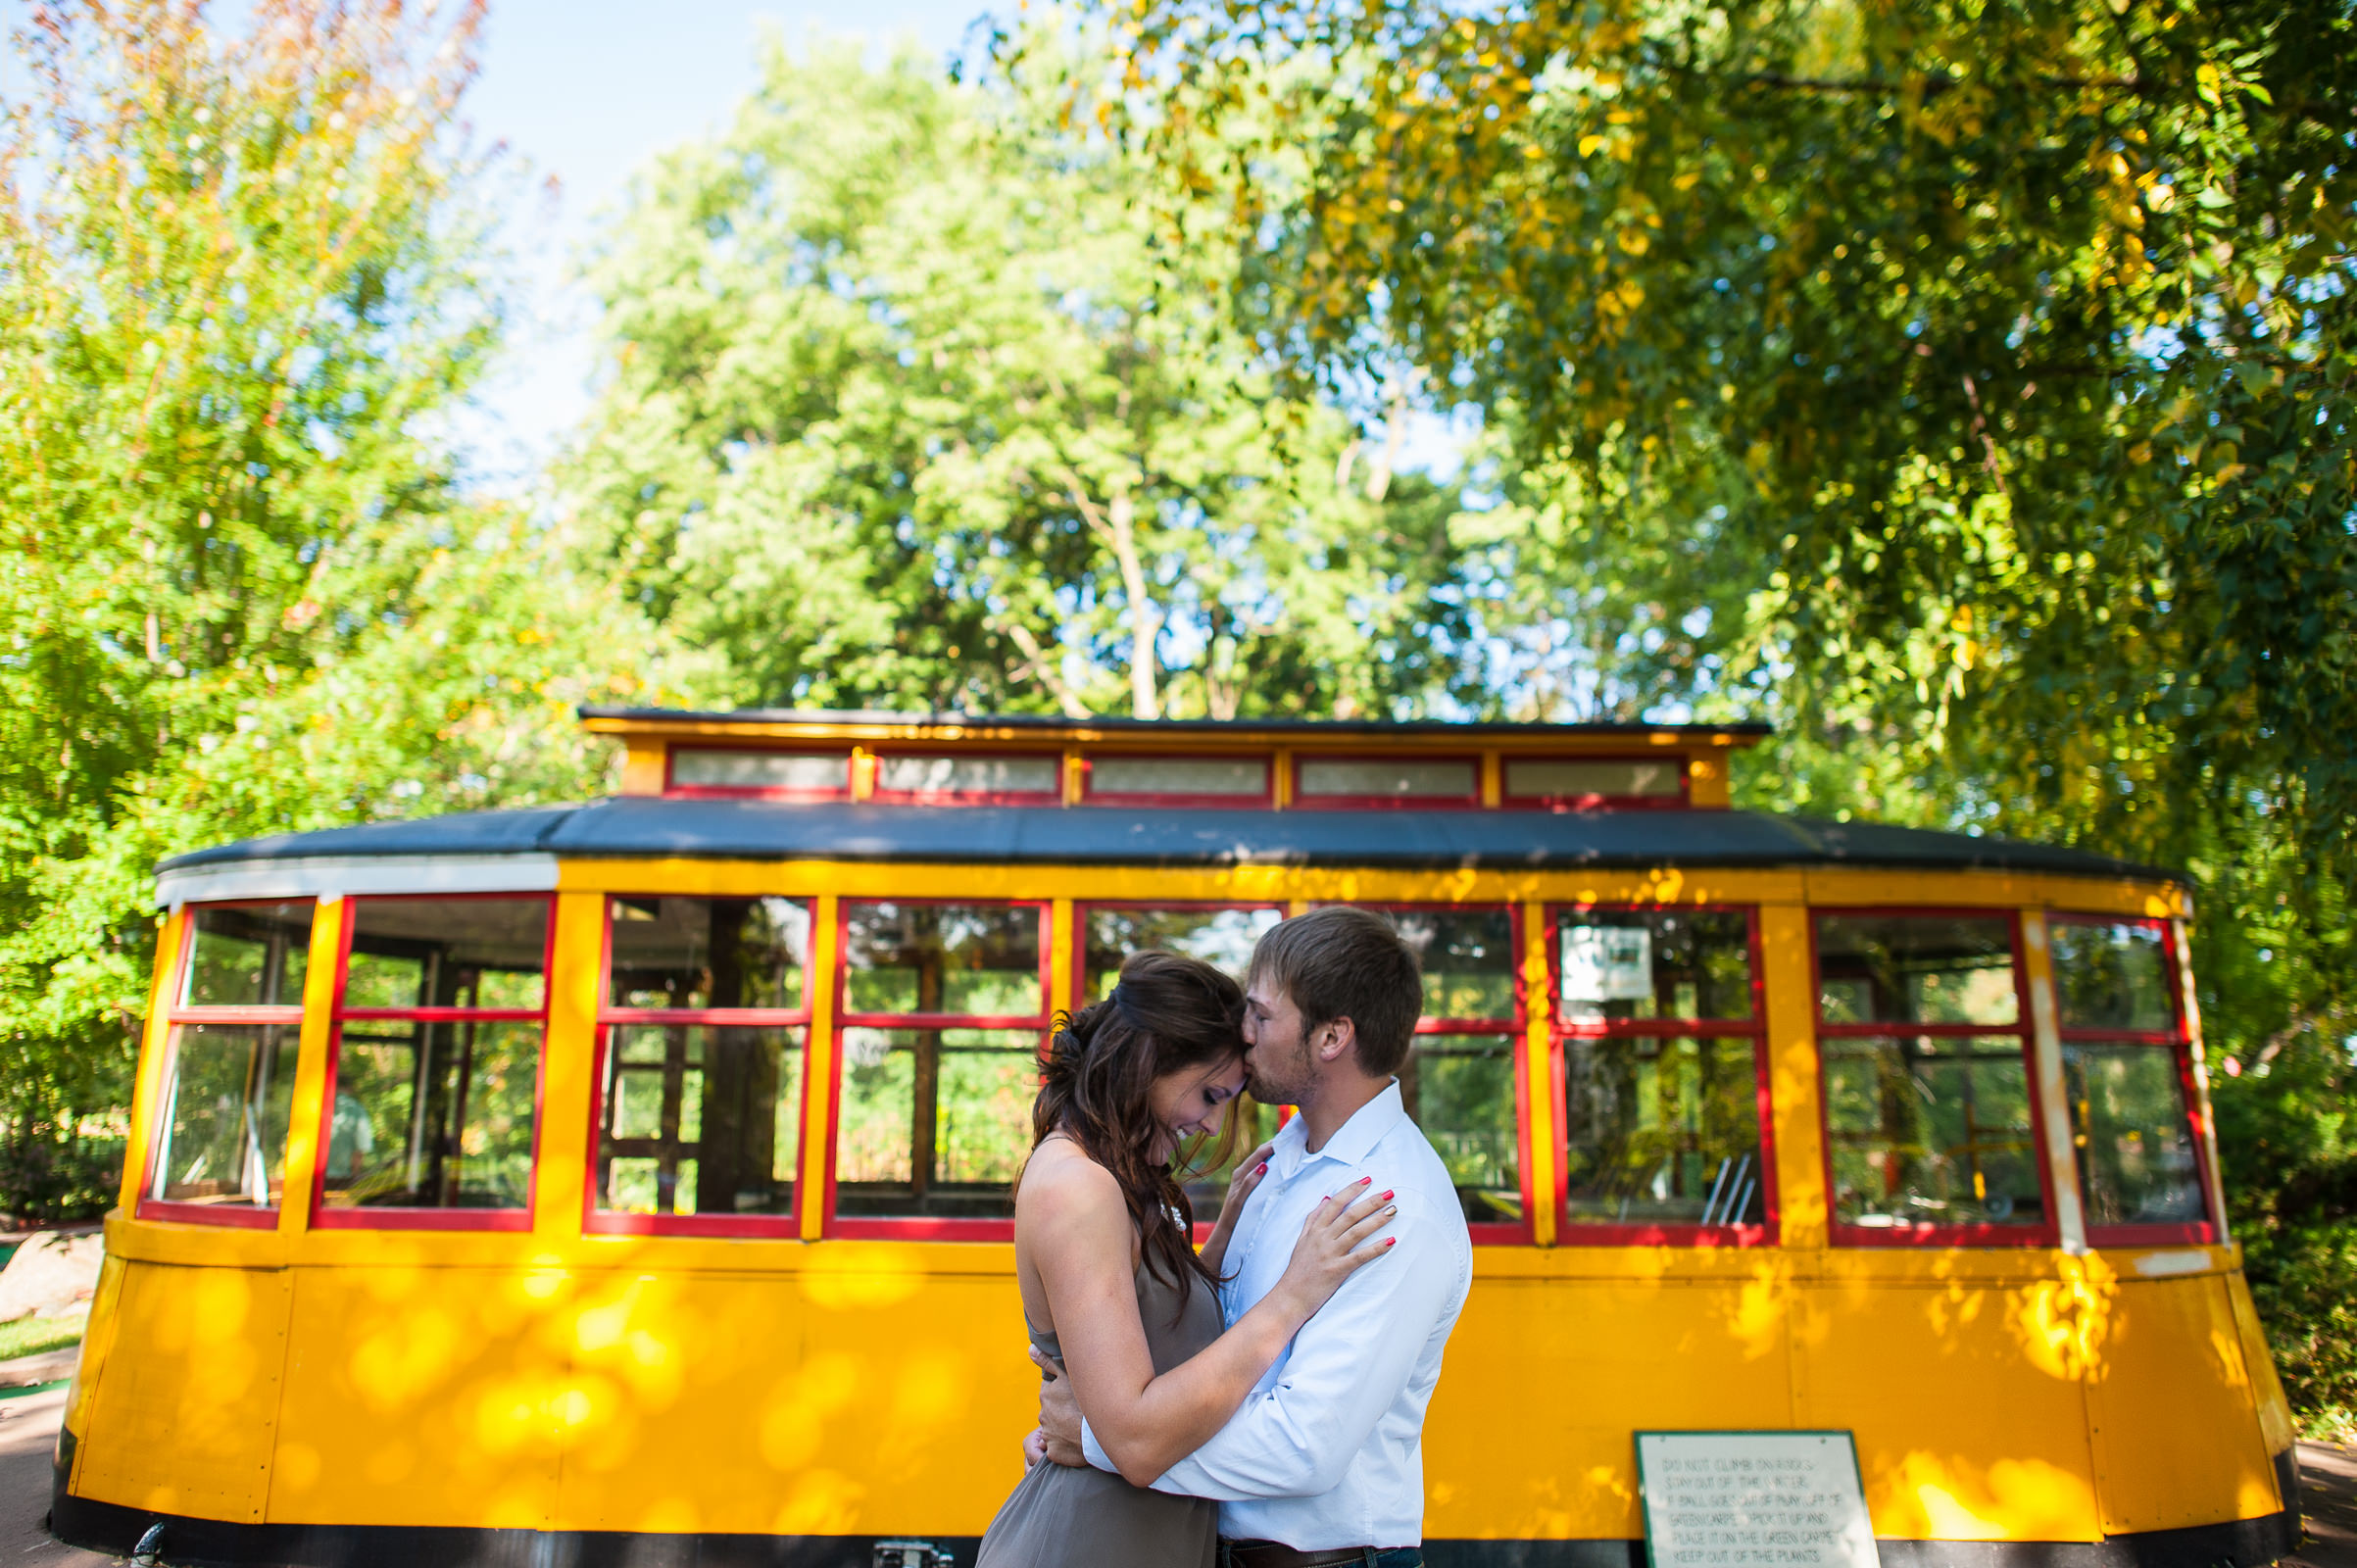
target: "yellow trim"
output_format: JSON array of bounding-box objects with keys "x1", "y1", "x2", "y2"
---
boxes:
[
  {"x1": 1759, "y1": 904, "x2": 1828, "y2": 1251},
  {"x1": 1271, "y1": 748, "x2": 1293, "y2": 808},
  {"x1": 1688, "y1": 751, "x2": 1731, "y2": 808},
  {"x1": 581, "y1": 711, "x2": 1768, "y2": 756},
  {"x1": 799, "y1": 894, "x2": 841, "y2": 1241},
  {"x1": 276, "y1": 897, "x2": 348, "y2": 1238},
  {"x1": 1520, "y1": 902, "x2": 1556, "y2": 1247},
  {"x1": 534, "y1": 891, "x2": 605, "y2": 1239},
  {"x1": 618, "y1": 740, "x2": 667, "y2": 796},
  {"x1": 2175, "y1": 915, "x2": 2232, "y2": 1242},
  {"x1": 118, "y1": 908, "x2": 189, "y2": 1214},
  {"x1": 1060, "y1": 751, "x2": 1085, "y2": 806},
  {"x1": 2019, "y1": 911, "x2": 2088, "y2": 1253},
  {"x1": 1049, "y1": 898, "x2": 1075, "y2": 1013},
  {"x1": 1479, "y1": 752, "x2": 1502, "y2": 808}
]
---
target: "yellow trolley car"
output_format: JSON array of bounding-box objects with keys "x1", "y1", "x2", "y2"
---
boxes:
[{"x1": 51, "y1": 710, "x2": 2301, "y2": 1567}]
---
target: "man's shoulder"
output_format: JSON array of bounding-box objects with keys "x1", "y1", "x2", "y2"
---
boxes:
[{"x1": 1367, "y1": 1121, "x2": 1472, "y2": 1246}]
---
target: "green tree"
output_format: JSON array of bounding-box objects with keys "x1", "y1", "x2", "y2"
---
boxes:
[
  {"x1": 565, "y1": 33, "x2": 1469, "y2": 720},
  {"x1": 1096, "y1": 0, "x2": 2356, "y2": 1431},
  {"x1": 0, "y1": 0, "x2": 691, "y2": 1214}
]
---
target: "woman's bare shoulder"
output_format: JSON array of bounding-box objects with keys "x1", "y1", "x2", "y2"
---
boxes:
[{"x1": 1017, "y1": 1138, "x2": 1125, "y2": 1225}]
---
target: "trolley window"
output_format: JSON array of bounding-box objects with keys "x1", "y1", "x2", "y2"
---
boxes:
[
  {"x1": 142, "y1": 901, "x2": 317, "y2": 1226},
  {"x1": 1501, "y1": 757, "x2": 1687, "y2": 809},
  {"x1": 1553, "y1": 907, "x2": 1773, "y2": 1245},
  {"x1": 317, "y1": 896, "x2": 551, "y2": 1229},
  {"x1": 2049, "y1": 916, "x2": 2213, "y2": 1245},
  {"x1": 1294, "y1": 755, "x2": 1480, "y2": 808},
  {"x1": 665, "y1": 748, "x2": 851, "y2": 799},
  {"x1": 591, "y1": 896, "x2": 812, "y2": 1234},
  {"x1": 1385, "y1": 907, "x2": 1527, "y2": 1241},
  {"x1": 1082, "y1": 754, "x2": 1273, "y2": 807},
  {"x1": 1813, "y1": 911, "x2": 2053, "y2": 1245},
  {"x1": 870, "y1": 754, "x2": 1061, "y2": 804},
  {"x1": 829, "y1": 901, "x2": 1049, "y2": 1238}
]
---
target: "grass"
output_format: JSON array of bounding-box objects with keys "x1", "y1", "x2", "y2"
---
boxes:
[{"x1": 0, "y1": 1310, "x2": 86, "y2": 1363}]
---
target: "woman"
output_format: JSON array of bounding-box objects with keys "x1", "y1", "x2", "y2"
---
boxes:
[{"x1": 976, "y1": 950, "x2": 1395, "y2": 1568}]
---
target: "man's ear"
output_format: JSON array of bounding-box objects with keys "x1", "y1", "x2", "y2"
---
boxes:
[{"x1": 1315, "y1": 1016, "x2": 1357, "y2": 1065}]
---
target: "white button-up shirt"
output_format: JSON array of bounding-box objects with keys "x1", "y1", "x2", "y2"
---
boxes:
[{"x1": 1081, "y1": 1081, "x2": 1473, "y2": 1548}]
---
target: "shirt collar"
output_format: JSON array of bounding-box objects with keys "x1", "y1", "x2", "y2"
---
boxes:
[{"x1": 1272, "y1": 1079, "x2": 1405, "y2": 1176}]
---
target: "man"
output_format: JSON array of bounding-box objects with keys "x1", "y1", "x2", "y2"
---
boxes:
[{"x1": 1035, "y1": 906, "x2": 1475, "y2": 1568}]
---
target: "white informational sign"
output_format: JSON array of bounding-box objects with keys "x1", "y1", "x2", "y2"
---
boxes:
[
  {"x1": 1563, "y1": 925, "x2": 1655, "y2": 1002},
  {"x1": 1636, "y1": 1431, "x2": 1880, "y2": 1568}
]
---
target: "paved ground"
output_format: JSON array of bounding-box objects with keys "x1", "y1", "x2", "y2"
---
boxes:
[{"x1": 2292, "y1": 1441, "x2": 2357, "y2": 1568}]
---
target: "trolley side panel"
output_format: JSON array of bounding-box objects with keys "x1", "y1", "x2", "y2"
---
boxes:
[
  {"x1": 1422, "y1": 1277, "x2": 1796, "y2": 1541},
  {"x1": 268, "y1": 1263, "x2": 570, "y2": 1529},
  {"x1": 72, "y1": 1259, "x2": 291, "y2": 1523},
  {"x1": 2084, "y1": 1274, "x2": 2282, "y2": 1535},
  {"x1": 1794, "y1": 1279, "x2": 2101, "y2": 1544}
]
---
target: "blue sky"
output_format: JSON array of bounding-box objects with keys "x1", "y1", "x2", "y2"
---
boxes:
[{"x1": 459, "y1": 0, "x2": 998, "y2": 486}]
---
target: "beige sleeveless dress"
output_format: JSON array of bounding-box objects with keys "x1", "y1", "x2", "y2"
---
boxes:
[{"x1": 976, "y1": 1254, "x2": 1222, "y2": 1568}]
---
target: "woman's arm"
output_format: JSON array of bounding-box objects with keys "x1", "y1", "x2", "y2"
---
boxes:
[{"x1": 1025, "y1": 1159, "x2": 1393, "y2": 1489}]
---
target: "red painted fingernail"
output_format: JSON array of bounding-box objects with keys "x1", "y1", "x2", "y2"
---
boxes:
[
  {"x1": 1379, "y1": 1191, "x2": 1394, "y2": 1201},
  {"x1": 1256, "y1": 1162, "x2": 1267, "y2": 1174},
  {"x1": 1358, "y1": 1176, "x2": 1373, "y2": 1185},
  {"x1": 1385, "y1": 1237, "x2": 1397, "y2": 1247}
]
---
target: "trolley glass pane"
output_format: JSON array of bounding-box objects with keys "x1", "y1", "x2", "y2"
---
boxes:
[
  {"x1": 834, "y1": 1027, "x2": 1037, "y2": 1221},
  {"x1": 1404, "y1": 1033, "x2": 1521, "y2": 1225},
  {"x1": 1082, "y1": 906, "x2": 1280, "y2": 1001},
  {"x1": 2051, "y1": 921, "x2": 2176, "y2": 1033},
  {"x1": 842, "y1": 903, "x2": 1043, "y2": 1016},
  {"x1": 1822, "y1": 1034, "x2": 2042, "y2": 1228},
  {"x1": 183, "y1": 903, "x2": 314, "y2": 1008},
  {"x1": 597, "y1": 1024, "x2": 804, "y2": 1218},
  {"x1": 343, "y1": 898, "x2": 549, "y2": 1011},
  {"x1": 1561, "y1": 1035, "x2": 1765, "y2": 1228},
  {"x1": 1558, "y1": 909, "x2": 1752, "y2": 1022},
  {"x1": 321, "y1": 1019, "x2": 542, "y2": 1210},
  {"x1": 1815, "y1": 914, "x2": 2018, "y2": 1026},
  {"x1": 608, "y1": 896, "x2": 810, "y2": 1011},
  {"x1": 1394, "y1": 908, "x2": 1517, "y2": 1021},
  {"x1": 151, "y1": 1021, "x2": 299, "y2": 1209},
  {"x1": 2064, "y1": 1042, "x2": 2205, "y2": 1228}
]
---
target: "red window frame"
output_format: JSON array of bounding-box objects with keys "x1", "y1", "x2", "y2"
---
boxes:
[
  {"x1": 823, "y1": 899, "x2": 1054, "y2": 1241},
  {"x1": 1342, "y1": 903, "x2": 1536, "y2": 1246},
  {"x1": 1078, "y1": 753, "x2": 1276, "y2": 808},
  {"x1": 312, "y1": 893, "x2": 556, "y2": 1233},
  {"x1": 1809, "y1": 907, "x2": 2060, "y2": 1249},
  {"x1": 137, "y1": 900, "x2": 318, "y2": 1229},
  {"x1": 1547, "y1": 905, "x2": 1779, "y2": 1248},
  {"x1": 585, "y1": 895, "x2": 817, "y2": 1238},
  {"x1": 2047, "y1": 913, "x2": 2219, "y2": 1248},
  {"x1": 1498, "y1": 756, "x2": 1694, "y2": 812},
  {"x1": 1291, "y1": 753, "x2": 1484, "y2": 810},
  {"x1": 663, "y1": 745, "x2": 853, "y2": 801},
  {"x1": 867, "y1": 750, "x2": 1064, "y2": 806}
]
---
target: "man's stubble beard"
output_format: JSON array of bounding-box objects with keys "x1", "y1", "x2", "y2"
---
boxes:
[{"x1": 1245, "y1": 1032, "x2": 1316, "y2": 1109}]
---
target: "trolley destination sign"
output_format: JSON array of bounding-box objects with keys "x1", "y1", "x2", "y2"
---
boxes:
[{"x1": 1637, "y1": 1432, "x2": 1879, "y2": 1568}]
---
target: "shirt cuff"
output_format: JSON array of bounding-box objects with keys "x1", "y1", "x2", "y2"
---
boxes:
[{"x1": 1079, "y1": 1416, "x2": 1117, "y2": 1474}]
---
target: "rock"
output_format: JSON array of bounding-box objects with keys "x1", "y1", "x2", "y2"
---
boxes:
[{"x1": 0, "y1": 1232, "x2": 103, "y2": 1323}]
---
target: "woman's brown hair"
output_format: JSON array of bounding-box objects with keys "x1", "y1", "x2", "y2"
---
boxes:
[{"x1": 1030, "y1": 949, "x2": 1246, "y2": 1309}]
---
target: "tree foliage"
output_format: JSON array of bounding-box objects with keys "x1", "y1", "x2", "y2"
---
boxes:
[
  {"x1": 565, "y1": 34, "x2": 1470, "y2": 720},
  {"x1": 0, "y1": 0, "x2": 688, "y2": 1193}
]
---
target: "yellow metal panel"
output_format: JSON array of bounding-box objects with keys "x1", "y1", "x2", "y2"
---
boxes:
[
  {"x1": 74, "y1": 1259, "x2": 291, "y2": 1522},
  {"x1": 551, "y1": 1267, "x2": 1035, "y2": 1535},
  {"x1": 1808, "y1": 869, "x2": 2185, "y2": 918},
  {"x1": 1272, "y1": 748, "x2": 1293, "y2": 808},
  {"x1": 119, "y1": 907, "x2": 188, "y2": 1213},
  {"x1": 535, "y1": 892, "x2": 605, "y2": 1239},
  {"x1": 1688, "y1": 750, "x2": 1732, "y2": 808},
  {"x1": 1793, "y1": 1279, "x2": 2101, "y2": 1542},
  {"x1": 850, "y1": 749, "x2": 875, "y2": 802},
  {"x1": 60, "y1": 1252, "x2": 129, "y2": 1494},
  {"x1": 618, "y1": 741, "x2": 667, "y2": 796},
  {"x1": 1423, "y1": 1277, "x2": 1794, "y2": 1540},
  {"x1": 278, "y1": 897, "x2": 347, "y2": 1239},
  {"x1": 2084, "y1": 1274, "x2": 2282, "y2": 1532},
  {"x1": 1479, "y1": 752, "x2": 1502, "y2": 808},
  {"x1": 269, "y1": 1265, "x2": 571, "y2": 1529},
  {"x1": 1758, "y1": 906, "x2": 1829, "y2": 1251},
  {"x1": 1049, "y1": 897, "x2": 1075, "y2": 1014},
  {"x1": 2018, "y1": 911, "x2": 2088, "y2": 1253},
  {"x1": 800, "y1": 895, "x2": 841, "y2": 1241},
  {"x1": 1060, "y1": 751, "x2": 1084, "y2": 806},
  {"x1": 2223, "y1": 1268, "x2": 2298, "y2": 1460},
  {"x1": 1520, "y1": 902, "x2": 1556, "y2": 1247}
]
